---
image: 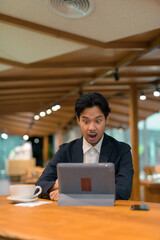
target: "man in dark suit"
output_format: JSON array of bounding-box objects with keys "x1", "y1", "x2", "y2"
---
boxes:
[{"x1": 36, "y1": 92, "x2": 134, "y2": 201}]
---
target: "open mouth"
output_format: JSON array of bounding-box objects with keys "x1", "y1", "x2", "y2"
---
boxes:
[{"x1": 88, "y1": 133, "x2": 97, "y2": 140}]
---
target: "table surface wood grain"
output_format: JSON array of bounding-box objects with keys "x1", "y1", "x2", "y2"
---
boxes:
[{"x1": 0, "y1": 196, "x2": 160, "y2": 240}]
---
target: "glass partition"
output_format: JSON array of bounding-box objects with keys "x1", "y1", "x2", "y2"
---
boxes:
[{"x1": 106, "y1": 112, "x2": 160, "y2": 179}]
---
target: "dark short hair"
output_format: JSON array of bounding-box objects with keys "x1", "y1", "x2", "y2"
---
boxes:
[{"x1": 75, "y1": 92, "x2": 111, "y2": 119}]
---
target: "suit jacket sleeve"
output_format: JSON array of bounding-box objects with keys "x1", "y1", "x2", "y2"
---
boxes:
[
  {"x1": 115, "y1": 145, "x2": 134, "y2": 200},
  {"x1": 35, "y1": 144, "x2": 65, "y2": 199}
]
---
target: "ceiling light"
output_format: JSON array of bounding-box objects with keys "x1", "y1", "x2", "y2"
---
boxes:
[
  {"x1": 23, "y1": 135, "x2": 29, "y2": 141},
  {"x1": 34, "y1": 115, "x2": 40, "y2": 120},
  {"x1": 140, "y1": 92, "x2": 146, "y2": 101},
  {"x1": 40, "y1": 111, "x2": 46, "y2": 117},
  {"x1": 34, "y1": 138, "x2": 39, "y2": 144},
  {"x1": 114, "y1": 68, "x2": 119, "y2": 81},
  {"x1": 89, "y1": 81, "x2": 94, "y2": 85},
  {"x1": 55, "y1": 104, "x2": 61, "y2": 110},
  {"x1": 118, "y1": 126, "x2": 123, "y2": 133},
  {"x1": 153, "y1": 87, "x2": 160, "y2": 97},
  {"x1": 46, "y1": 109, "x2": 52, "y2": 114},
  {"x1": 52, "y1": 106, "x2": 57, "y2": 111},
  {"x1": 1, "y1": 133, "x2": 8, "y2": 140},
  {"x1": 52, "y1": 104, "x2": 61, "y2": 111}
]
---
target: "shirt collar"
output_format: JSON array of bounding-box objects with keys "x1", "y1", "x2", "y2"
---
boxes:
[{"x1": 83, "y1": 135, "x2": 104, "y2": 154}]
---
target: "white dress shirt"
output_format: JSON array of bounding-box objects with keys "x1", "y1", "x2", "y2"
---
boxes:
[{"x1": 82, "y1": 135, "x2": 104, "y2": 164}]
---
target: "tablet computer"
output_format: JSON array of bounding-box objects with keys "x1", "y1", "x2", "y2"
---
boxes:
[{"x1": 57, "y1": 163, "x2": 115, "y2": 206}]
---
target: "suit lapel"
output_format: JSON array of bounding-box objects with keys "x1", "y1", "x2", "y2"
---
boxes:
[
  {"x1": 72, "y1": 137, "x2": 83, "y2": 163},
  {"x1": 99, "y1": 134, "x2": 113, "y2": 163}
]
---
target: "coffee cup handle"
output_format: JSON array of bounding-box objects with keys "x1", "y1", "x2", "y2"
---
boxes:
[{"x1": 33, "y1": 186, "x2": 42, "y2": 198}]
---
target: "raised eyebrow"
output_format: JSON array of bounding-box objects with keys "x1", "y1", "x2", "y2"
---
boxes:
[{"x1": 81, "y1": 116, "x2": 102, "y2": 119}]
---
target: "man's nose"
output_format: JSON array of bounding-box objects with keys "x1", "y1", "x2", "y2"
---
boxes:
[{"x1": 88, "y1": 122, "x2": 96, "y2": 131}]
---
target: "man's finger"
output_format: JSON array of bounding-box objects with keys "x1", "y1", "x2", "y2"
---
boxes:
[{"x1": 49, "y1": 190, "x2": 59, "y2": 201}]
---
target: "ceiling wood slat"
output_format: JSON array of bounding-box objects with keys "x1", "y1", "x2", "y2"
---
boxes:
[{"x1": 0, "y1": 13, "x2": 104, "y2": 49}]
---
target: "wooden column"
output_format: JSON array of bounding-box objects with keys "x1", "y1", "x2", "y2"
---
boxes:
[
  {"x1": 129, "y1": 84, "x2": 140, "y2": 200},
  {"x1": 43, "y1": 136, "x2": 49, "y2": 162}
]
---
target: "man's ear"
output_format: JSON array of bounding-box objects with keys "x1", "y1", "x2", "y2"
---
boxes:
[
  {"x1": 76, "y1": 116, "x2": 80, "y2": 125},
  {"x1": 105, "y1": 114, "x2": 110, "y2": 126}
]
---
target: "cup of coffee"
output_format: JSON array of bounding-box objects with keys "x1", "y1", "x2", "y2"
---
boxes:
[{"x1": 10, "y1": 184, "x2": 42, "y2": 199}]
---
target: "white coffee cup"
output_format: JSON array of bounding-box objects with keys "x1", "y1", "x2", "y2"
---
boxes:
[{"x1": 10, "y1": 184, "x2": 42, "y2": 199}]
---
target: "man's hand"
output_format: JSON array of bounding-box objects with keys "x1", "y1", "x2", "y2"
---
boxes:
[{"x1": 49, "y1": 179, "x2": 59, "y2": 201}]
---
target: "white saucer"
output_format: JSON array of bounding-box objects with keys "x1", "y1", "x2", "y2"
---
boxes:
[{"x1": 7, "y1": 196, "x2": 38, "y2": 203}]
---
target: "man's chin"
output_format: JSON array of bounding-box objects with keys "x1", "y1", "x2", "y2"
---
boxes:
[{"x1": 87, "y1": 138, "x2": 98, "y2": 146}]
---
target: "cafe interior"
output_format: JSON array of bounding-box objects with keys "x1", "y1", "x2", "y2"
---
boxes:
[
  {"x1": 0, "y1": 1, "x2": 160, "y2": 238},
  {"x1": 0, "y1": 0, "x2": 160, "y2": 239},
  {"x1": 0, "y1": 0, "x2": 160, "y2": 200}
]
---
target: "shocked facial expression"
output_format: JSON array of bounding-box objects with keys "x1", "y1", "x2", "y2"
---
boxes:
[{"x1": 77, "y1": 106, "x2": 107, "y2": 146}]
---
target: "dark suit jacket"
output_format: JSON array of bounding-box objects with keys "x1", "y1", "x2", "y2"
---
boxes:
[{"x1": 36, "y1": 133, "x2": 134, "y2": 200}]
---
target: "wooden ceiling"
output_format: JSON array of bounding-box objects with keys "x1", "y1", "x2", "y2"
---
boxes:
[{"x1": 0, "y1": 1, "x2": 160, "y2": 137}]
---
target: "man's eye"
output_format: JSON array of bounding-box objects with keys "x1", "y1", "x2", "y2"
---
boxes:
[
  {"x1": 84, "y1": 120, "x2": 88, "y2": 124},
  {"x1": 96, "y1": 120, "x2": 101, "y2": 123}
]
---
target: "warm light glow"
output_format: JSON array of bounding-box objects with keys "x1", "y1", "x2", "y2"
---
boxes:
[
  {"x1": 40, "y1": 111, "x2": 46, "y2": 117},
  {"x1": 56, "y1": 104, "x2": 61, "y2": 110},
  {"x1": 153, "y1": 90, "x2": 160, "y2": 97},
  {"x1": 34, "y1": 115, "x2": 40, "y2": 120},
  {"x1": 1, "y1": 133, "x2": 8, "y2": 139},
  {"x1": 118, "y1": 127, "x2": 123, "y2": 133},
  {"x1": 46, "y1": 109, "x2": 52, "y2": 114},
  {"x1": 52, "y1": 104, "x2": 61, "y2": 111},
  {"x1": 140, "y1": 93, "x2": 146, "y2": 101},
  {"x1": 23, "y1": 135, "x2": 29, "y2": 141}
]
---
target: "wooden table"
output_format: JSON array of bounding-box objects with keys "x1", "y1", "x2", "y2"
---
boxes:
[{"x1": 0, "y1": 196, "x2": 160, "y2": 240}]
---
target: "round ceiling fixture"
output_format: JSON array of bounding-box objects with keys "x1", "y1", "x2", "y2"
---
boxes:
[{"x1": 46, "y1": 0, "x2": 94, "y2": 19}]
